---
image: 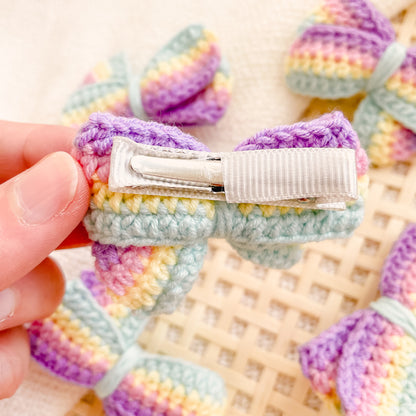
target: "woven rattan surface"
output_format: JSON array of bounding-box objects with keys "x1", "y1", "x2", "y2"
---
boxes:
[{"x1": 67, "y1": 4, "x2": 416, "y2": 416}]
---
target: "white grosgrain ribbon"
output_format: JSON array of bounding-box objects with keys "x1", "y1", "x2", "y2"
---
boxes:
[{"x1": 108, "y1": 136, "x2": 359, "y2": 210}]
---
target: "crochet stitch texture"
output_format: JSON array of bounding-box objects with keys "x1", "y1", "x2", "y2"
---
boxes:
[
  {"x1": 62, "y1": 25, "x2": 231, "y2": 128},
  {"x1": 285, "y1": 0, "x2": 416, "y2": 167},
  {"x1": 28, "y1": 270, "x2": 227, "y2": 416},
  {"x1": 74, "y1": 111, "x2": 368, "y2": 314},
  {"x1": 299, "y1": 223, "x2": 416, "y2": 415}
]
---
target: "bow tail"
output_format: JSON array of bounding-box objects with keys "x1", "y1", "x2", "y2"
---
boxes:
[
  {"x1": 92, "y1": 242, "x2": 207, "y2": 314},
  {"x1": 230, "y1": 241, "x2": 303, "y2": 269},
  {"x1": 353, "y1": 95, "x2": 416, "y2": 167},
  {"x1": 28, "y1": 278, "x2": 122, "y2": 387},
  {"x1": 101, "y1": 352, "x2": 227, "y2": 416}
]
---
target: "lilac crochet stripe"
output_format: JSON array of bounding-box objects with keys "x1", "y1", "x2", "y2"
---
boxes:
[
  {"x1": 30, "y1": 333, "x2": 105, "y2": 387},
  {"x1": 75, "y1": 112, "x2": 209, "y2": 157},
  {"x1": 336, "y1": 310, "x2": 391, "y2": 413},
  {"x1": 235, "y1": 111, "x2": 360, "y2": 151},
  {"x1": 379, "y1": 223, "x2": 416, "y2": 308}
]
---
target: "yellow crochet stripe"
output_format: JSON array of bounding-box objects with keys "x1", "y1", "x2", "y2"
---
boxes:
[
  {"x1": 237, "y1": 204, "x2": 304, "y2": 217},
  {"x1": 367, "y1": 111, "x2": 397, "y2": 167},
  {"x1": 46, "y1": 305, "x2": 118, "y2": 366},
  {"x1": 110, "y1": 246, "x2": 179, "y2": 310},
  {"x1": 61, "y1": 88, "x2": 128, "y2": 127},
  {"x1": 376, "y1": 333, "x2": 416, "y2": 412},
  {"x1": 105, "y1": 303, "x2": 130, "y2": 320},
  {"x1": 91, "y1": 177, "x2": 216, "y2": 219},
  {"x1": 212, "y1": 71, "x2": 232, "y2": 93},
  {"x1": 313, "y1": 5, "x2": 335, "y2": 25},
  {"x1": 386, "y1": 73, "x2": 416, "y2": 104},
  {"x1": 129, "y1": 368, "x2": 225, "y2": 416},
  {"x1": 140, "y1": 29, "x2": 217, "y2": 89},
  {"x1": 91, "y1": 60, "x2": 112, "y2": 82},
  {"x1": 286, "y1": 55, "x2": 372, "y2": 80}
]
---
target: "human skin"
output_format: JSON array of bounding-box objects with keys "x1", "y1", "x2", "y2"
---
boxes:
[{"x1": 0, "y1": 121, "x2": 90, "y2": 398}]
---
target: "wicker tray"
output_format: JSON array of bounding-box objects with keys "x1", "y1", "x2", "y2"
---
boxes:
[{"x1": 67, "y1": 5, "x2": 416, "y2": 416}]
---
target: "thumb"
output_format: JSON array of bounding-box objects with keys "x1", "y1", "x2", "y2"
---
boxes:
[{"x1": 0, "y1": 151, "x2": 89, "y2": 290}]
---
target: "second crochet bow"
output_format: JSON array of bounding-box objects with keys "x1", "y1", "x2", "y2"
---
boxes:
[
  {"x1": 286, "y1": 0, "x2": 416, "y2": 167},
  {"x1": 29, "y1": 270, "x2": 226, "y2": 416},
  {"x1": 74, "y1": 111, "x2": 368, "y2": 313},
  {"x1": 62, "y1": 25, "x2": 231, "y2": 128},
  {"x1": 300, "y1": 223, "x2": 416, "y2": 415}
]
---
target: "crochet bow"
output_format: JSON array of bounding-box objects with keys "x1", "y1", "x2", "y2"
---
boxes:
[
  {"x1": 62, "y1": 25, "x2": 231, "y2": 128},
  {"x1": 74, "y1": 111, "x2": 368, "y2": 313},
  {"x1": 299, "y1": 223, "x2": 416, "y2": 415},
  {"x1": 28, "y1": 270, "x2": 227, "y2": 416},
  {"x1": 286, "y1": 0, "x2": 416, "y2": 167}
]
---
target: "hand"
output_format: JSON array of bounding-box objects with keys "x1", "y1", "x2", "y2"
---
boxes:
[{"x1": 0, "y1": 121, "x2": 90, "y2": 398}]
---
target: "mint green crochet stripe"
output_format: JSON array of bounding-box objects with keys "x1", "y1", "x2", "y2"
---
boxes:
[
  {"x1": 286, "y1": 72, "x2": 365, "y2": 99},
  {"x1": 83, "y1": 198, "x2": 364, "y2": 247},
  {"x1": 371, "y1": 297, "x2": 416, "y2": 340}
]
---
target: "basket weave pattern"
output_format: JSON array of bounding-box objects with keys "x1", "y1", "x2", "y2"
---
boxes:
[{"x1": 67, "y1": 5, "x2": 416, "y2": 416}]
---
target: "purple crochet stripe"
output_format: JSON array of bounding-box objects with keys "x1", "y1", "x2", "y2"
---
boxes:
[
  {"x1": 333, "y1": 0, "x2": 395, "y2": 41},
  {"x1": 92, "y1": 243, "x2": 122, "y2": 272},
  {"x1": 30, "y1": 333, "x2": 105, "y2": 387},
  {"x1": 81, "y1": 269, "x2": 113, "y2": 307},
  {"x1": 75, "y1": 113, "x2": 209, "y2": 157},
  {"x1": 301, "y1": 24, "x2": 389, "y2": 58},
  {"x1": 76, "y1": 111, "x2": 360, "y2": 159},
  {"x1": 336, "y1": 310, "x2": 390, "y2": 413},
  {"x1": 235, "y1": 111, "x2": 359, "y2": 151},
  {"x1": 379, "y1": 223, "x2": 416, "y2": 306},
  {"x1": 143, "y1": 53, "x2": 220, "y2": 115}
]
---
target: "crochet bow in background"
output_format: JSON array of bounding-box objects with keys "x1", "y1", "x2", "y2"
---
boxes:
[
  {"x1": 62, "y1": 25, "x2": 231, "y2": 128},
  {"x1": 300, "y1": 223, "x2": 416, "y2": 415},
  {"x1": 286, "y1": 0, "x2": 416, "y2": 167},
  {"x1": 74, "y1": 111, "x2": 368, "y2": 313},
  {"x1": 28, "y1": 270, "x2": 226, "y2": 416}
]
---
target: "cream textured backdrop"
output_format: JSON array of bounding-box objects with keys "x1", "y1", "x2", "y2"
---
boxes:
[{"x1": 0, "y1": 0, "x2": 413, "y2": 415}]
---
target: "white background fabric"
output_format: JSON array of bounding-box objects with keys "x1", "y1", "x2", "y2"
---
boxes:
[{"x1": 0, "y1": 0, "x2": 413, "y2": 414}]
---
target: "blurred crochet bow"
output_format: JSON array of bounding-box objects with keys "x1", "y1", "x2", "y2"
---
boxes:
[
  {"x1": 73, "y1": 111, "x2": 368, "y2": 314},
  {"x1": 300, "y1": 223, "x2": 416, "y2": 415},
  {"x1": 29, "y1": 270, "x2": 227, "y2": 416},
  {"x1": 286, "y1": 0, "x2": 416, "y2": 167},
  {"x1": 62, "y1": 25, "x2": 231, "y2": 128}
]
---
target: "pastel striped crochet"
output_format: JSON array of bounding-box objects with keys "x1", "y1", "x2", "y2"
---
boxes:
[
  {"x1": 62, "y1": 25, "x2": 231, "y2": 128},
  {"x1": 74, "y1": 111, "x2": 368, "y2": 312},
  {"x1": 285, "y1": 0, "x2": 416, "y2": 167},
  {"x1": 299, "y1": 224, "x2": 416, "y2": 415},
  {"x1": 29, "y1": 270, "x2": 227, "y2": 416}
]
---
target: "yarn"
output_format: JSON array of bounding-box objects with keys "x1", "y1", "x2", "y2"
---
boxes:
[
  {"x1": 74, "y1": 111, "x2": 368, "y2": 312},
  {"x1": 285, "y1": 0, "x2": 416, "y2": 167},
  {"x1": 28, "y1": 270, "x2": 227, "y2": 416},
  {"x1": 62, "y1": 25, "x2": 231, "y2": 128},
  {"x1": 299, "y1": 223, "x2": 416, "y2": 415}
]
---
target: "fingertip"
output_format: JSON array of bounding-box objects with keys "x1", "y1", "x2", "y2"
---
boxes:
[{"x1": 0, "y1": 327, "x2": 29, "y2": 399}]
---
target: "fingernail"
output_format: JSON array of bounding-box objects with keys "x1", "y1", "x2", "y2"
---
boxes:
[
  {"x1": 14, "y1": 152, "x2": 78, "y2": 225},
  {"x1": 0, "y1": 289, "x2": 15, "y2": 322}
]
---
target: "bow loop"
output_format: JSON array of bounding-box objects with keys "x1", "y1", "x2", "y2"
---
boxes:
[
  {"x1": 299, "y1": 224, "x2": 416, "y2": 415},
  {"x1": 62, "y1": 25, "x2": 231, "y2": 128},
  {"x1": 29, "y1": 270, "x2": 227, "y2": 416},
  {"x1": 286, "y1": 0, "x2": 416, "y2": 167}
]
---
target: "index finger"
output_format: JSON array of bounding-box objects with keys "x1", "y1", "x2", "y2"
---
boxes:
[{"x1": 0, "y1": 121, "x2": 76, "y2": 182}]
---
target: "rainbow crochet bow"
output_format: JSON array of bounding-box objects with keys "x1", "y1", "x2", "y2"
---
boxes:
[
  {"x1": 286, "y1": 0, "x2": 416, "y2": 167},
  {"x1": 28, "y1": 270, "x2": 226, "y2": 416},
  {"x1": 300, "y1": 223, "x2": 416, "y2": 415},
  {"x1": 74, "y1": 111, "x2": 368, "y2": 313},
  {"x1": 62, "y1": 25, "x2": 231, "y2": 128}
]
